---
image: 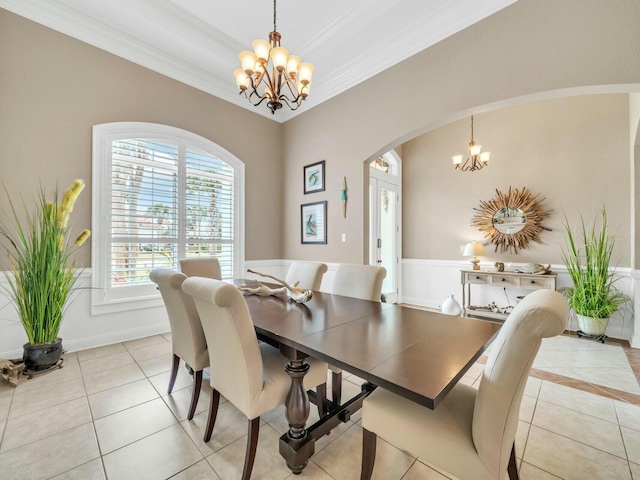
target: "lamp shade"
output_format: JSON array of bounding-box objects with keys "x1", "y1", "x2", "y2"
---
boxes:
[{"x1": 463, "y1": 242, "x2": 485, "y2": 257}]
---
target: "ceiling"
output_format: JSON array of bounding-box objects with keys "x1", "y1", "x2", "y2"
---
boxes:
[{"x1": 1, "y1": 0, "x2": 518, "y2": 122}]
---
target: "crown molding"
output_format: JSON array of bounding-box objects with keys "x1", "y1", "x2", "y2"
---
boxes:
[
  {"x1": 0, "y1": 0, "x2": 280, "y2": 121},
  {"x1": 1, "y1": 0, "x2": 517, "y2": 123}
]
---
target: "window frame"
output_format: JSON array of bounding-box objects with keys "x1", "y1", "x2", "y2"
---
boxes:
[{"x1": 91, "y1": 122, "x2": 245, "y2": 315}]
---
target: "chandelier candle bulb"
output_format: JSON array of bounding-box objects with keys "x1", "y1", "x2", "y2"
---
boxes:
[
  {"x1": 270, "y1": 47, "x2": 289, "y2": 70},
  {"x1": 252, "y1": 39, "x2": 271, "y2": 63},
  {"x1": 239, "y1": 51, "x2": 258, "y2": 74},
  {"x1": 298, "y1": 62, "x2": 314, "y2": 84},
  {"x1": 234, "y1": 69, "x2": 249, "y2": 90},
  {"x1": 287, "y1": 55, "x2": 301, "y2": 75},
  {"x1": 298, "y1": 81, "x2": 311, "y2": 97}
]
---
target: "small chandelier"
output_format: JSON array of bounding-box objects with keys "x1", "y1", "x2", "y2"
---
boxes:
[
  {"x1": 234, "y1": 0, "x2": 314, "y2": 115},
  {"x1": 452, "y1": 115, "x2": 491, "y2": 172}
]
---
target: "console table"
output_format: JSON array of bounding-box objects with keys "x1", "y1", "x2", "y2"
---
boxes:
[{"x1": 461, "y1": 269, "x2": 557, "y2": 320}]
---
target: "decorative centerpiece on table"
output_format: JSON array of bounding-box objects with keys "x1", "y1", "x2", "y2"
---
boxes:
[
  {"x1": 239, "y1": 269, "x2": 313, "y2": 303},
  {"x1": 0, "y1": 179, "x2": 90, "y2": 378}
]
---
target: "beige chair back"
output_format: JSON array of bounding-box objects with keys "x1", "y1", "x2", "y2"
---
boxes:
[
  {"x1": 285, "y1": 261, "x2": 328, "y2": 291},
  {"x1": 182, "y1": 277, "x2": 264, "y2": 417},
  {"x1": 331, "y1": 264, "x2": 386, "y2": 301},
  {"x1": 149, "y1": 269, "x2": 209, "y2": 371},
  {"x1": 472, "y1": 289, "x2": 568, "y2": 478},
  {"x1": 180, "y1": 257, "x2": 222, "y2": 279}
]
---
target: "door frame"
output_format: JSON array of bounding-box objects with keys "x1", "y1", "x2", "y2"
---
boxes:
[{"x1": 367, "y1": 151, "x2": 402, "y2": 303}]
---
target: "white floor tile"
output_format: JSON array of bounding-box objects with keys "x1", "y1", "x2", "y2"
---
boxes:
[
  {"x1": 532, "y1": 400, "x2": 626, "y2": 458},
  {"x1": 615, "y1": 401, "x2": 640, "y2": 431},
  {"x1": 171, "y1": 459, "x2": 222, "y2": 479},
  {"x1": 1, "y1": 396, "x2": 92, "y2": 452},
  {"x1": 0, "y1": 423, "x2": 100, "y2": 480},
  {"x1": 524, "y1": 425, "x2": 631, "y2": 479},
  {"x1": 1, "y1": 333, "x2": 638, "y2": 480},
  {"x1": 49, "y1": 458, "x2": 106, "y2": 480},
  {"x1": 79, "y1": 351, "x2": 135, "y2": 376},
  {"x1": 539, "y1": 381, "x2": 617, "y2": 423},
  {"x1": 312, "y1": 423, "x2": 414, "y2": 480},
  {"x1": 102, "y1": 424, "x2": 203, "y2": 480},
  {"x1": 94, "y1": 397, "x2": 177, "y2": 453},
  {"x1": 88, "y1": 378, "x2": 159, "y2": 419}
]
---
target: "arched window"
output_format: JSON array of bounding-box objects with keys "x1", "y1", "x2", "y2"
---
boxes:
[
  {"x1": 92, "y1": 122, "x2": 244, "y2": 314},
  {"x1": 369, "y1": 152, "x2": 399, "y2": 176}
]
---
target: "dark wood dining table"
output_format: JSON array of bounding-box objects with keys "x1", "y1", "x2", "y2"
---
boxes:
[{"x1": 234, "y1": 280, "x2": 501, "y2": 474}]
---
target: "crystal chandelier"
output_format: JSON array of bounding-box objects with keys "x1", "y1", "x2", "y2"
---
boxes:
[
  {"x1": 452, "y1": 116, "x2": 491, "y2": 172},
  {"x1": 234, "y1": 0, "x2": 314, "y2": 115}
]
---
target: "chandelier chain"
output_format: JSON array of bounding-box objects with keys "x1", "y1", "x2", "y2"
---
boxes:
[
  {"x1": 471, "y1": 115, "x2": 474, "y2": 143},
  {"x1": 273, "y1": 0, "x2": 277, "y2": 33}
]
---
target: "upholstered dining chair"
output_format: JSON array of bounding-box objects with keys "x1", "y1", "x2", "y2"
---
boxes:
[
  {"x1": 149, "y1": 269, "x2": 209, "y2": 420},
  {"x1": 360, "y1": 289, "x2": 569, "y2": 480},
  {"x1": 180, "y1": 256, "x2": 222, "y2": 280},
  {"x1": 182, "y1": 277, "x2": 329, "y2": 480},
  {"x1": 285, "y1": 261, "x2": 328, "y2": 291},
  {"x1": 329, "y1": 264, "x2": 386, "y2": 406}
]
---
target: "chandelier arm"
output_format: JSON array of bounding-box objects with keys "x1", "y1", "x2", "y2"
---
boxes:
[
  {"x1": 246, "y1": 66, "x2": 278, "y2": 106},
  {"x1": 278, "y1": 96, "x2": 302, "y2": 111},
  {"x1": 240, "y1": 89, "x2": 270, "y2": 108},
  {"x1": 281, "y1": 76, "x2": 303, "y2": 103}
]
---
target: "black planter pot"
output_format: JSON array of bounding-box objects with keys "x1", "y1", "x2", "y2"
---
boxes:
[{"x1": 23, "y1": 338, "x2": 63, "y2": 372}]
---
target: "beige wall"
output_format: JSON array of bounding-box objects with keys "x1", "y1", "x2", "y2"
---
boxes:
[
  {"x1": 0, "y1": 9, "x2": 283, "y2": 266},
  {"x1": 282, "y1": 0, "x2": 640, "y2": 263},
  {"x1": 2, "y1": 0, "x2": 640, "y2": 270},
  {"x1": 632, "y1": 93, "x2": 640, "y2": 268},
  {"x1": 403, "y1": 95, "x2": 631, "y2": 266}
]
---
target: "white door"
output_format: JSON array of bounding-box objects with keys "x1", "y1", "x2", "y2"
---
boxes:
[{"x1": 369, "y1": 175, "x2": 399, "y2": 303}]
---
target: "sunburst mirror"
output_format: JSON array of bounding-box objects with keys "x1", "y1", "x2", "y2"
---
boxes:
[{"x1": 471, "y1": 186, "x2": 551, "y2": 254}]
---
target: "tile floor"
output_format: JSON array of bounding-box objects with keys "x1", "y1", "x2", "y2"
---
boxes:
[{"x1": 0, "y1": 330, "x2": 639, "y2": 479}]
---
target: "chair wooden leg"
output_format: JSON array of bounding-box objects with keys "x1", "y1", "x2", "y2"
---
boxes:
[
  {"x1": 332, "y1": 371, "x2": 342, "y2": 406},
  {"x1": 316, "y1": 382, "x2": 328, "y2": 417},
  {"x1": 187, "y1": 369, "x2": 203, "y2": 420},
  {"x1": 203, "y1": 389, "x2": 220, "y2": 442},
  {"x1": 360, "y1": 427, "x2": 377, "y2": 480},
  {"x1": 508, "y1": 442, "x2": 520, "y2": 480},
  {"x1": 167, "y1": 354, "x2": 180, "y2": 394},
  {"x1": 242, "y1": 417, "x2": 260, "y2": 480}
]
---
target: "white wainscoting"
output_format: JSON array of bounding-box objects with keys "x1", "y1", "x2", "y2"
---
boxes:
[
  {"x1": 0, "y1": 259, "x2": 288, "y2": 358},
  {"x1": 402, "y1": 259, "x2": 636, "y2": 345},
  {"x1": 1, "y1": 259, "x2": 637, "y2": 358}
]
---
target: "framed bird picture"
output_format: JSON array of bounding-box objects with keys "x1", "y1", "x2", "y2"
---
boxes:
[
  {"x1": 301, "y1": 201, "x2": 327, "y2": 244},
  {"x1": 303, "y1": 161, "x2": 325, "y2": 194}
]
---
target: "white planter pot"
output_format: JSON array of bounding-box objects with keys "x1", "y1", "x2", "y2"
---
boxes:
[
  {"x1": 441, "y1": 294, "x2": 462, "y2": 316},
  {"x1": 576, "y1": 314, "x2": 609, "y2": 335}
]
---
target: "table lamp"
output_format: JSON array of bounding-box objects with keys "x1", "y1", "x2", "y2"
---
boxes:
[{"x1": 463, "y1": 241, "x2": 485, "y2": 270}]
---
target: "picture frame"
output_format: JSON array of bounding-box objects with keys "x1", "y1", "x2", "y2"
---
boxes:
[
  {"x1": 301, "y1": 201, "x2": 327, "y2": 244},
  {"x1": 303, "y1": 161, "x2": 325, "y2": 194}
]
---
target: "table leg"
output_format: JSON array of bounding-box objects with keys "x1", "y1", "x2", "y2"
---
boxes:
[{"x1": 279, "y1": 347, "x2": 315, "y2": 474}]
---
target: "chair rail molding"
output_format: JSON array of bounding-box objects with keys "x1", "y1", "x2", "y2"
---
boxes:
[{"x1": 1, "y1": 260, "x2": 636, "y2": 357}]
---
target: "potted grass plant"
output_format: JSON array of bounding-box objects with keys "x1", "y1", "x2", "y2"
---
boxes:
[
  {"x1": 0, "y1": 179, "x2": 90, "y2": 372},
  {"x1": 561, "y1": 207, "x2": 629, "y2": 337}
]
